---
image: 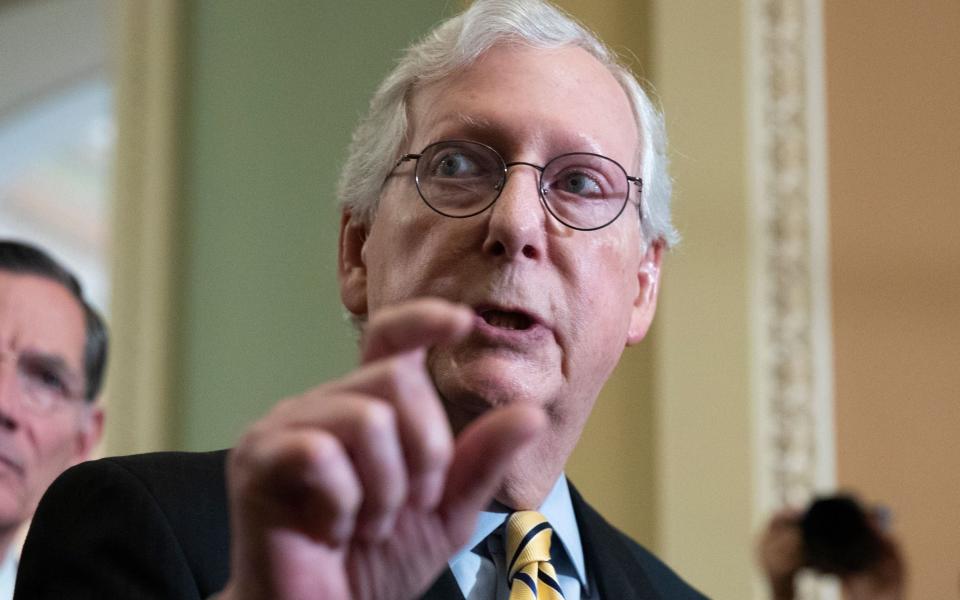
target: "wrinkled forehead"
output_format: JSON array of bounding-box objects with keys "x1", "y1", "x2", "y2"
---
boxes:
[
  {"x1": 406, "y1": 44, "x2": 640, "y2": 169},
  {"x1": 0, "y1": 272, "x2": 86, "y2": 376}
]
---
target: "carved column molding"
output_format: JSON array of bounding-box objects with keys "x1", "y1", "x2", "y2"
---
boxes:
[{"x1": 748, "y1": 0, "x2": 836, "y2": 598}]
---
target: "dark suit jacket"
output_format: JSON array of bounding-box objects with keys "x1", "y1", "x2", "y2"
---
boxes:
[{"x1": 15, "y1": 450, "x2": 707, "y2": 599}]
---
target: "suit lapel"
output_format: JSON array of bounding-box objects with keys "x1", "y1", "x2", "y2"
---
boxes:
[
  {"x1": 570, "y1": 485, "x2": 662, "y2": 599},
  {"x1": 420, "y1": 567, "x2": 466, "y2": 600}
]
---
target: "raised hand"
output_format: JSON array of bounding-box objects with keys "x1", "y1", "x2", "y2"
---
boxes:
[
  {"x1": 757, "y1": 508, "x2": 805, "y2": 600},
  {"x1": 841, "y1": 521, "x2": 904, "y2": 600},
  {"x1": 218, "y1": 298, "x2": 545, "y2": 600},
  {"x1": 756, "y1": 505, "x2": 905, "y2": 600}
]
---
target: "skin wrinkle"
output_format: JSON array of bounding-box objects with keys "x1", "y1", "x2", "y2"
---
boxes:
[{"x1": 347, "y1": 44, "x2": 657, "y2": 509}]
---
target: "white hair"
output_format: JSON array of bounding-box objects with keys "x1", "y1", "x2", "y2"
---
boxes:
[{"x1": 337, "y1": 0, "x2": 678, "y2": 247}]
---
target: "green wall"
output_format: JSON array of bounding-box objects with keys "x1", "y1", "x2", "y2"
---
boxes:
[{"x1": 173, "y1": 2, "x2": 451, "y2": 450}]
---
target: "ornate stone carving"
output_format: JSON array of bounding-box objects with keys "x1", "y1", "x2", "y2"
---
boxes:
[{"x1": 750, "y1": 0, "x2": 836, "y2": 598}]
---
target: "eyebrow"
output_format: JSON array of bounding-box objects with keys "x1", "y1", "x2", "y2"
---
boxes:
[
  {"x1": 429, "y1": 114, "x2": 504, "y2": 145},
  {"x1": 430, "y1": 113, "x2": 606, "y2": 157},
  {"x1": 456, "y1": 113, "x2": 493, "y2": 130},
  {"x1": 19, "y1": 350, "x2": 84, "y2": 397}
]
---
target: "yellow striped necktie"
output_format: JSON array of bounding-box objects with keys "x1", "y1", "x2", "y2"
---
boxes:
[{"x1": 505, "y1": 511, "x2": 566, "y2": 600}]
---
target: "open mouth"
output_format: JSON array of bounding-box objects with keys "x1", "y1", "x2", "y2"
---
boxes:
[{"x1": 478, "y1": 309, "x2": 534, "y2": 331}]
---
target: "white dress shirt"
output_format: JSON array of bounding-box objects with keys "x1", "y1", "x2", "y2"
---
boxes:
[
  {"x1": 448, "y1": 475, "x2": 592, "y2": 599},
  {"x1": 0, "y1": 548, "x2": 17, "y2": 600}
]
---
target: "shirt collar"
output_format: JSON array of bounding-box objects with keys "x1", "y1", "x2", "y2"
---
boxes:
[{"x1": 450, "y1": 474, "x2": 588, "y2": 589}]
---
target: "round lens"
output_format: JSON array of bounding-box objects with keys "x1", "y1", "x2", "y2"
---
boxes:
[
  {"x1": 416, "y1": 141, "x2": 503, "y2": 218},
  {"x1": 541, "y1": 153, "x2": 629, "y2": 230}
]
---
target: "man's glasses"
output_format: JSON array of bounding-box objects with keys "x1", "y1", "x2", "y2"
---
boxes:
[{"x1": 394, "y1": 139, "x2": 642, "y2": 231}]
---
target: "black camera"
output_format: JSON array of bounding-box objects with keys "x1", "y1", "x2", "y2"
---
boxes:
[{"x1": 800, "y1": 494, "x2": 885, "y2": 575}]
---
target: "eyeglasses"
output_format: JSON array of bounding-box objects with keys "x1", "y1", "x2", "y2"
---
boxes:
[
  {"x1": 0, "y1": 350, "x2": 85, "y2": 414},
  {"x1": 394, "y1": 139, "x2": 642, "y2": 231}
]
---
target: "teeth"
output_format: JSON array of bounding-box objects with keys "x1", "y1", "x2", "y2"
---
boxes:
[{"x1": 482, "y1": 310, "x2": 532, "y2": 330}]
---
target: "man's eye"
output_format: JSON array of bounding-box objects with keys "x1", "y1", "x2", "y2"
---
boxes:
[
  {"x1": 431, "y1": 152, "x2": 479, "y2": 178},
  {"x1": 555, "y1": 170, "x2": 604, "y2": 198},
  {"x1": 26, "y1": 366, "x2": 67, "y2": 395},
  {"x1": 41, "y1": 371, "x2": 65, "y2": 392}
]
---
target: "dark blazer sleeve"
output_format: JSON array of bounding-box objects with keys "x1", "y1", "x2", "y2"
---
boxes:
[{"x1": 14, "y1": 451, "x2": 232, "y2": 600}]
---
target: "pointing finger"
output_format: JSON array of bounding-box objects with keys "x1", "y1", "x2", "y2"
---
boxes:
[
  {"x1": 361, "y1": 298, "x2": 473, "y2": 364},
  {"x1": 334, "y1": 350, "x2": 453, "y2": 510},
  {"x1": 439, "y1": 405, "x2": 546, "y2": 544}
]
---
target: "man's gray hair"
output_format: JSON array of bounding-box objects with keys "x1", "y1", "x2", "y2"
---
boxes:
[{"x1": 337, "y1": 0, "x2": 678, "y2": 247}]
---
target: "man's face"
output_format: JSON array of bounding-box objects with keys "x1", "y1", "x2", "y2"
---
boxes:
[
  {"x1": 340, "y1": 44, "x2": 661, "y2": 455},
  {"x1": 0, "y1": 272, "x2": 102, "y2": 537}
]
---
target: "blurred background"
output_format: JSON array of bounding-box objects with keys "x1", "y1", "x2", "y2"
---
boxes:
[{"x1": 1, "y1": 0, "x2": 957, "y2": 598}]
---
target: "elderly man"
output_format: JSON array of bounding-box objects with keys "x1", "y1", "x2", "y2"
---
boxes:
[
  {"x1": 0, "y1": 240, "x2": 105, "y2": 598},
  {"x1": 17, "y1": 1, "x2": 704, "y2": 598}
]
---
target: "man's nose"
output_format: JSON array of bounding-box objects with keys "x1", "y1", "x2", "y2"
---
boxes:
[{"x1": 481, "y1": 165, "x2": 548, "y2": 260}]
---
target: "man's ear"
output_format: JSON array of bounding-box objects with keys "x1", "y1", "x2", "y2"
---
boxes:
[
  {"x1": 626, "y1": 240, "x2": 664, "y2": 346},
  {"x1": 338, "y1": 209, "x2": 369, "y2": 318},
  {"x1": 71, "y1": 405, "x2": 104, "y2": 466}
]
